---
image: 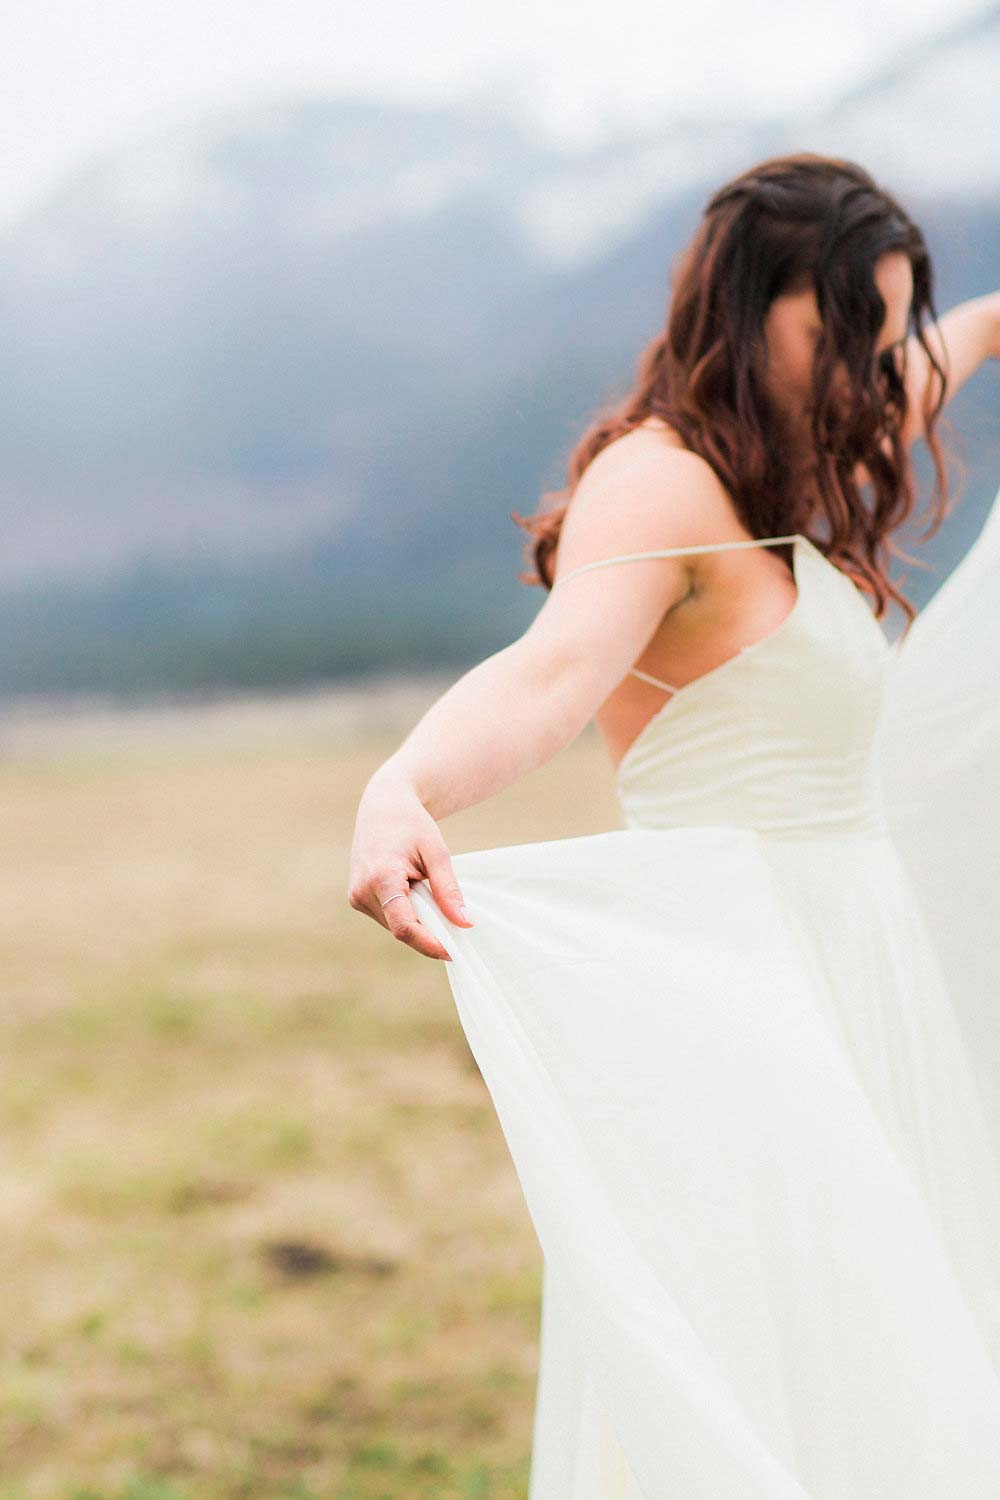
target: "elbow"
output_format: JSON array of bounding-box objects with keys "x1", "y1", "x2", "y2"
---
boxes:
[{"x1": 514, "y1": 633, "x2": 617, "y2": 749}]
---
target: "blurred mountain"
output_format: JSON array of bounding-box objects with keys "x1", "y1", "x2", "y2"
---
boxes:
[{"x1": 0, "y1": 3, "x2": 998, "y2": 699}]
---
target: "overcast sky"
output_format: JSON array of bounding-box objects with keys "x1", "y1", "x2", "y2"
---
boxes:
[{"x1": 0, "y1": 0, "x2": 990, "y2": 233}]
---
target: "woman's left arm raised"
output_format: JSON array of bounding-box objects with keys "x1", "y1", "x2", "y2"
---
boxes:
[{"x1": 899, "y1": 289, "x2": 1000, "y2": 448}]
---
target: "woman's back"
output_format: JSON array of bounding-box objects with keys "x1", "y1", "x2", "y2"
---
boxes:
[{"x1": 550, "y1": 421, "x2": 807, "y2": 773}]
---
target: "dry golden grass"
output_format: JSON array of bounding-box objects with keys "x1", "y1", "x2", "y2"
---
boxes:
[{"x1": 0, "y1": 678, "x2": 621, "y2": 1499}]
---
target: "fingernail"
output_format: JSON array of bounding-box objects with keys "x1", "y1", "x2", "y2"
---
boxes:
[{"x1": 459, "y1": 904, "x2": 472, "y2": 923}]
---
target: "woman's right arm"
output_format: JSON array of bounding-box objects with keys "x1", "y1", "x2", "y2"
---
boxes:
[{"x1": 347, "y1": 443, "x2": 726, "y2": 959}]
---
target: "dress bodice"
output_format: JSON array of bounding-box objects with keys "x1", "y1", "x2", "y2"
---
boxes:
[{"x1": 558, "y1": 533, "x2": 895, "y2": 840}]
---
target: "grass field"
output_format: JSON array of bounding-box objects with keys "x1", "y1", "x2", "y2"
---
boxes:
[{"x1": 0, "y1": 678, "x2": 621, "y2": 1499}]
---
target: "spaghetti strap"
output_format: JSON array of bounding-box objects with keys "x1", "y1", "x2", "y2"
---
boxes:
[
  {"x1": 553, "y1": 533, "x2": 803, "y2": 701},
  {"x1": 552, "y1": 533, "x2": 801, "y2": 588},
  {"x1": 629, "y1": 665, "x2": 679, "y2": 694}
]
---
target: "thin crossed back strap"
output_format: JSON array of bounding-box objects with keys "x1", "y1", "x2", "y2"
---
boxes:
[
  {"x1": 551, "y1": 533, "x2": 801, "y2": 587},
  {"x1": 552, "y1": 532, "x2": 802, "y2": 697}
]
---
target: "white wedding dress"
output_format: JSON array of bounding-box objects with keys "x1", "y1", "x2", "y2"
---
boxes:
[{"x1": 410, "y1": 477, "x2": 1000, "y2": 1499}]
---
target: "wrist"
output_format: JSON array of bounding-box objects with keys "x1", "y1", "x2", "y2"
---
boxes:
[{"x1": 366, "y1": 757, "x2": 425, "y2": 807}]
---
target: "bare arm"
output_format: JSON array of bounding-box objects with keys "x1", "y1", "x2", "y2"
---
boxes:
[
  {"x1": 370, "y1": 445, "x2": 722, "y2": 818},
  {"x1": 900, "y1": 289, "x2": 1000, "y2": 448},
  {"x1": 348, "y1": 443, "x2": 726, "y2": 959}
]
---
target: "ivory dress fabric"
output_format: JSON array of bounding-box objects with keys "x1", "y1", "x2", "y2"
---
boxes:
[{"x1": 410, "y1": 480, "x2": 1000, "y2": 1499}]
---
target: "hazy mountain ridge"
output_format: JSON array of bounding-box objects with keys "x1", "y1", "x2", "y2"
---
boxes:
[{"x1": 1, "y1": 10, "x2": 998, "y2": 699}]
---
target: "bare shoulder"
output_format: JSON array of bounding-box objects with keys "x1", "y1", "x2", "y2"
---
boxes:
[{"x1": 555, "y1": 420, "x2": 747, "y2": 578}]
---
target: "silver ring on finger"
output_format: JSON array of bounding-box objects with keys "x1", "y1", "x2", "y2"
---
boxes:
[{"x1": 380, "y1": 891, "x2": 409, "y2": 907}]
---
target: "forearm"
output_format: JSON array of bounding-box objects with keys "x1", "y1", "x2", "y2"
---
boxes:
[
  {"x1": 966, "y1": 288, "x2": 1000, "y2": 361},
  {"x1": 368, "y1": 640, "x2": 592, "y2": 821}
]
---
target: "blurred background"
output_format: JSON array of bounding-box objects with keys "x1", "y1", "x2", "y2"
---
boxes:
[{"x1": 1, "y1": 1, "x2": 999, "y2": 1495}]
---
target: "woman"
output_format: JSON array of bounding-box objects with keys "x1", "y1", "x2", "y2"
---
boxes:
[{"x1": 349, "y1": 153, "x2": 1000, "y2": 1496}]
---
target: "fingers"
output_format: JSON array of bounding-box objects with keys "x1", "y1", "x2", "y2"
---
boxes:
[
  {"x1": 420, "y1": 846, "x2": 474, "y2": 929},
  {"x1": 373, "y1": 875, "x2": 454, "y2": 962},
  {"x1": 349, "y1": 874, "x2": 451, "y2": 959}
]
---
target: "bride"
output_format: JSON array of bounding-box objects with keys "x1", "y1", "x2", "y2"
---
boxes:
[{"x1": 348, "y1": 151, "x2": 1000, "y2": 1497}]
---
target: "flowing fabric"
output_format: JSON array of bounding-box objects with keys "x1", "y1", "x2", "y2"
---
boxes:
[{"x1": 410, "y1": 484, "x2": 1000, "y2": 1499}]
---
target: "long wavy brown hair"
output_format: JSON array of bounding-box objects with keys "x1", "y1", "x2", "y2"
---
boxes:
[{"x1": 512, "y1": 151, "x2": 962, "y2": 627}]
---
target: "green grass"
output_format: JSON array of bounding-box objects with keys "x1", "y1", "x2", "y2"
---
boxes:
[{"x1": 0, "y1": 704, "x2": 617, "y2": 1497}]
